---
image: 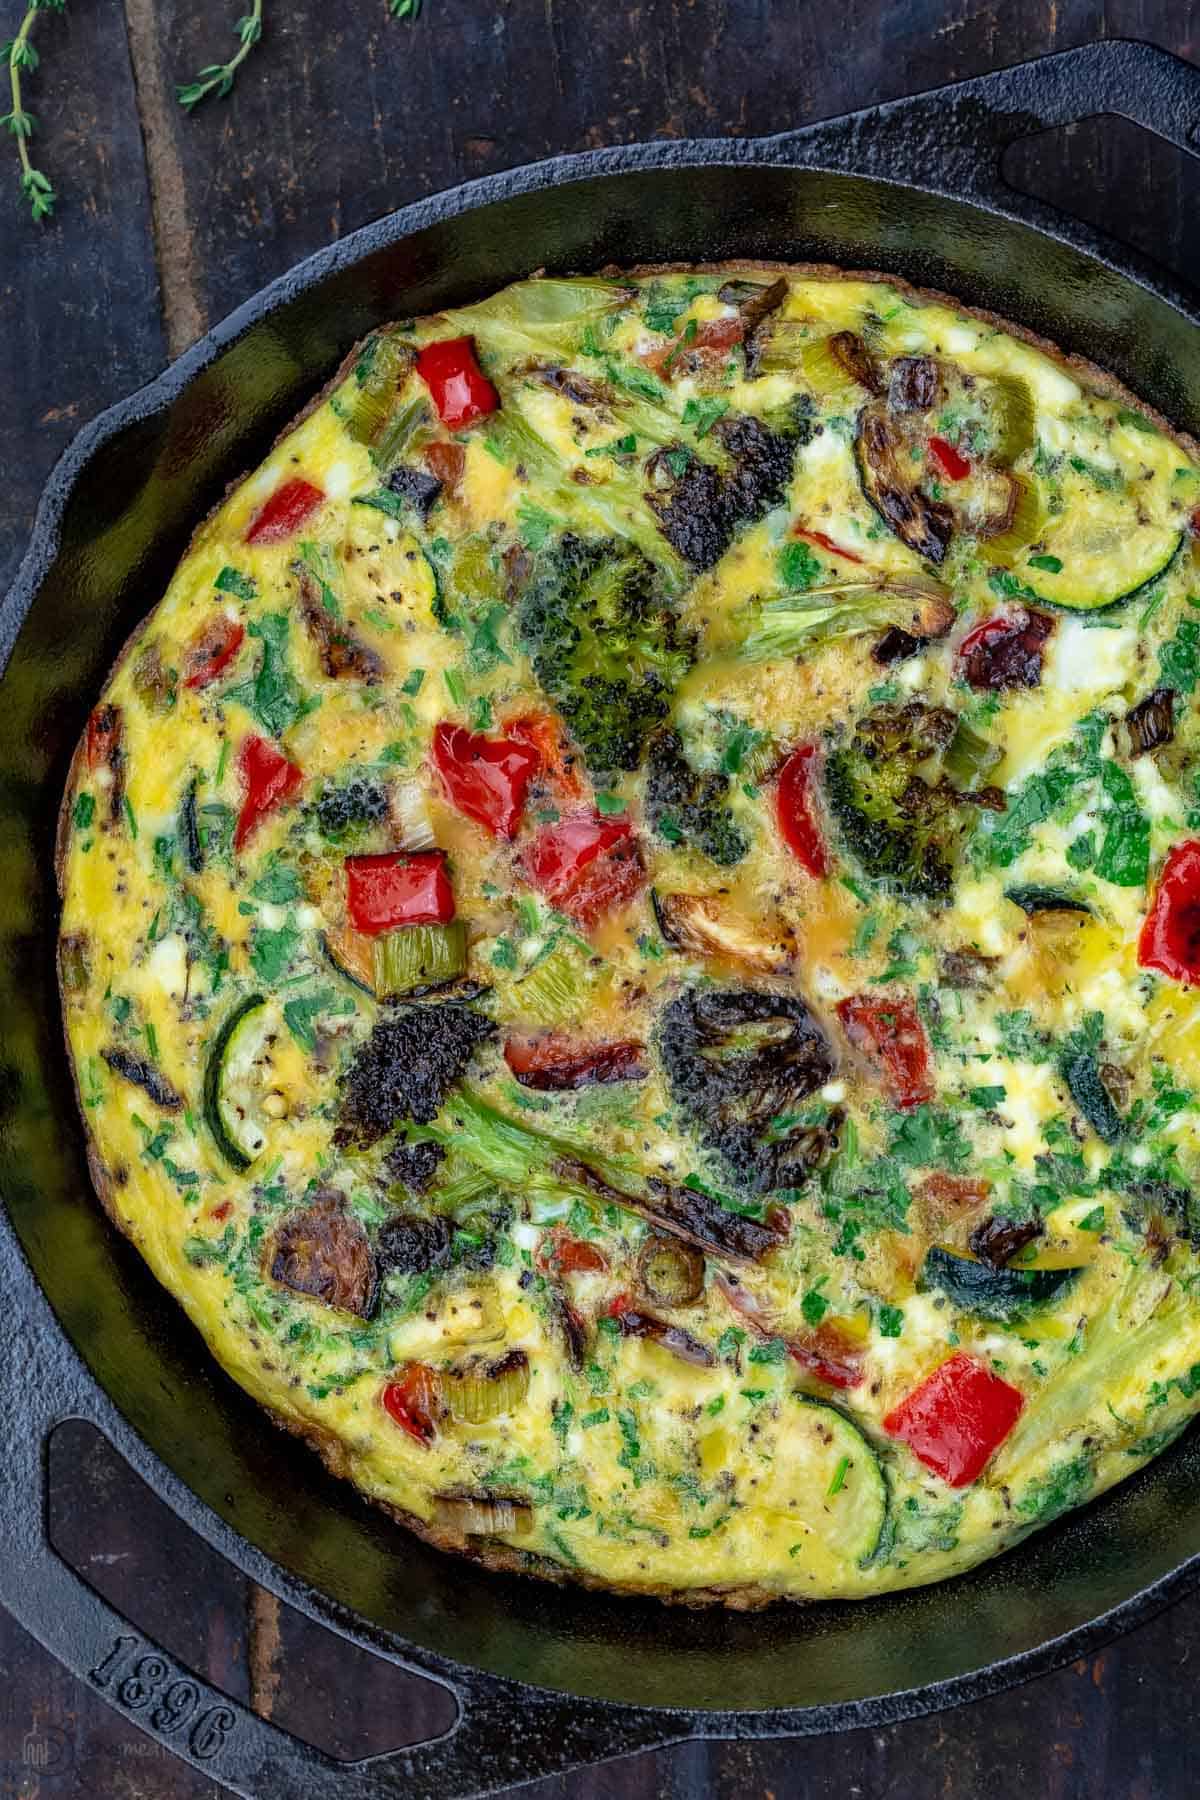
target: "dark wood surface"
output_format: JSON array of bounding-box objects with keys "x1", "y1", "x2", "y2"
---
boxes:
[{"x1": 3, "y1": 2, "x2": 1200, "y2": 1794}]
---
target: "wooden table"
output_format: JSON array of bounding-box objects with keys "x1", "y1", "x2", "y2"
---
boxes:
[{"x1": 2, "y1": 2, "x2": 1199, "y2": 1794}]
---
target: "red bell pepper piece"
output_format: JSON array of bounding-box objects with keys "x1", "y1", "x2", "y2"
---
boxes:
[
  {"x1": 1139, "y1": 839, "x2": 1200, "y2": 984},
  {"x1": 883, "y1": 1352, "x2": 1024, "y2": 1487},
  {"x1": 430, "y1": 721, "x2": 539, "y2": 840},
  {"x1": 415, "y1": 336, "x2": 499, "y2": 430},
  {"x1": 234, "y1": 734, "x2": 303, "y2": 851},
  {"x1": 958, "y1": 608, "x2": 1053, "y2": 691},
  {"x1": 86, "y1": 703, "x2": 122, "y2": 773},
  {"x1": 927, "y1": 435, "x2": 971, "y2": 481},
  {"x1": 183, "y1": 616, "x2": 245, "y2": 690},
  {"x1": 786, "y1": 1324, "x2": 865, "y2": 1391},
  {"x1": 345, "y1": 850, "x2": 454, "y2": 935},
  {"x1": 506, "y1": 710, "x2": 586, "y2": 803},
  {"x1": 381, "y1": 1363, "x2": 439, "y2": 1447},
  {"x1": 537, "y1": 1230, "x2": 609, "y2": 1275},
  {"x1": 776, "y1": 743, "x2": 828, "y2": 877},
  {"x1": 244, "y1": 477, "x2": 325, "y2": 546},
  {"x1": 521, "y1": 810, "x2": 644, "y2": 926},
  {"x1": 837, "y1": 993, "x2": 934, "y2": 1110},
  {"x1": 424, "y1": 440, "x2": 466, "y2": 492},
  {"x1": 504, "y1": 1031, "x2": 646, "y2": 1090},
  {"x1": 794, "y1": 527, "x2": 864, "y2": 566}
]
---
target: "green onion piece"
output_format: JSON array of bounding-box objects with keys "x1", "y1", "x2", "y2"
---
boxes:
[
  {"x1": 373, "y1": 922, "x2": 467, "y2": 997},
  {"x1": 441, "y1": 1350, "x2": 531, "y2": 1424},
  {"x1": 345, "y1": 333, "x2": 417, "y2": 450},
  {"x1": 944, "y1": 720, "x2": 1001, "y2": 790}
]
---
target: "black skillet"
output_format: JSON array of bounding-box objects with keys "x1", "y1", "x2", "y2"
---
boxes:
[{"x1": 3, "y1": 37, "x2": 1200, "y2": 1800}]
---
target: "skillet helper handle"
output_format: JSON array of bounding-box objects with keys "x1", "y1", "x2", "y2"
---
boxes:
[
  {"x1": 0, "y1": 1239, "x2": 671, "y2": 1799},
  {"x1": 793, "y1": 38, "x2": 1200, "y2": 200}
]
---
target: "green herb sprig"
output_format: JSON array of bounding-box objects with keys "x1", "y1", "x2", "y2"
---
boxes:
[
  {"x1": 177, "y1": 1, "x2": 263, "y2": 111},
  {"x1": 2, "y1": 0, "x2": 64, "y2": 221}
]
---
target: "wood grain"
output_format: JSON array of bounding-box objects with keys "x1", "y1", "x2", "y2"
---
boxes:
[{"x1": 5, "y1": 2, "x2": 1200, "y2": 1796}]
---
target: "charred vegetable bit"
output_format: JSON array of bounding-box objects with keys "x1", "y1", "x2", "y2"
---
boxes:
[
  {"x1": 658, "y1": 987, "x2": 836, "y2": 1194},
  {"x1": 503, "y1": 1032, "x2": 647, "y2": 1090},
  {"x1": 336, "y1": 1003, "x2": 496, "y2": 1146},
  {"x1": 385, "y1": 463, "x2": 443, "y2": 521},
  {"x1": 969, "y1": 1214, "x2": 1045, "y2": 1269},
  {"x1": 823, "y1": 700, "x2": 986, "y2": 903},
  {"x1": 270, "y1": 1192, "x2": 377, "y2": 1318},
  {"x1": 1127, "y1": 687, "x2": 1175, "y2": 756},
  {"x1": 441, "y1": 1349, "x2": 531, "y2": 1423},
  {"x1": 296, "y1": 564, "x2": 383, "y2": 684},
  {"x1": 606, "y1": 1299, "x2": 715, "y2": 1367},
  {"x1": 101, "y1": 1047, "x2": 182, "y2": 1111},
  {"x1": 638, "y1": 1232, "x2": 705, "y2": 1307},
  {"x1": 384, "y1": 1139, "x2": 445, "y2": 1193},
  {"x1": 644, "y1": 729, "x2": 747, "y2": 866},
  {"x1": 649, "y1": 413, "x2": 805, "y2": 572},
  {"x1": 958, "y1": 608, "x2": 1054, "y2": 691},
  {"x1": 516, "y1": 535, "x2": 693, "y2": 775},
  {"x1": 856, "y1": 402, "x2": 954, "y2": 565},
  {"x1": 376, "y1": 1211, "x2": 453, "y2": 1277}
]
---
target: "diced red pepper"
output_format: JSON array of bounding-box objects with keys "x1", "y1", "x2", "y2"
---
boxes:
[
  {"x1": 776, "y1": 743, "x2": 828, "y2": 877},
  {"x1": 604, "y1": 1290, "x2": 635, "y2": 1319},
  {"x1": 786, "y1": 1324, "x2": 865, "y2": 1391},
  {"x1": 646, "y1": 315, "x2": 743, "y2": 380},
  {"x1": 415, "y1": 336, "x2": 499, "y2": 430},
  {"x1": 504, "y1": 1031, "x2": 646, "y2": 1090},
  {"x1": 536, "y1": 1230, "x2": 609, "y2": 1275},
  {"x1": 209, "y1": 1200, "x2": 233, "y2": 1224},
  {"x1": 927, "y1": 435, "x2": 971, "y2": 481},
  {"x1": 234, "y1": 734, "x2": 303, "y2": 851},
  {"x1": 837, "y1": 993, "x2": 934, "y2": 1110},
  {"x1": 794, "y1": 527, "x2": 865, "y2": 566},
  {"x1": 430, "y1": 721, "x2": 539, "y2": 840},
  {"x1": 958, "y1": 608, "x2": 1053, "y2": 691},
  {"x1": 1139, "y1": 839, "x2": 1200, "y2": 984},
  {"x1": 381, "y1": 1363, "x2": 439, "y2": 1447},
  {"x1": 86, "y1": 703, "x2": 122, "y2": 773},
  {"x1": 883, "y1": 1351, "x2": 1024, "y2": 1487},
  {"x1": 521, "y1": 810, "x2": 644, "y2": 926},
  {"x1": 345, "y1": 850, "x2": 454, "y2": 935},
  {"x1": 183, "y1": 616, "x2": 245, "y2": 690},
  {"x1": 245, "y1": 477, "x2": 324, "y2": 546},
  {"x1": 506, "y1": 710, "x2": 587, "y2": 804}
]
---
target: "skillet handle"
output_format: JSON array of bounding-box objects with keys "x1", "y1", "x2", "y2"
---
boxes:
[
  {"x1": 787, "y1": 38, "x2": 1200, "y2": 200},
  {"x1": 0, "y1": 1233, "x2": 674, "y2": 1798}
]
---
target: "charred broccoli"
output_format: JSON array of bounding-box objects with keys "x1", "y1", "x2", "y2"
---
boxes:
[
  {"x1": 658, "y1": 986, "x2": 837, "y2": 1194},
  {"x1": 823, "y1": 700, "x2": 984, "y2": 903},
  {"x1": 644, "y1": 728, "x2": 748, "y2": 866},
  {"x1": 516, "y1": 535, "x2": 694, "y2": 775},
  {"x1": 649, "y1": 412, "x2": 803, "y2": 572}
]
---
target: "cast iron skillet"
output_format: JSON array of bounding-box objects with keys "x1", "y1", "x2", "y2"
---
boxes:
[{"x1": 4, "y1": 37, "x2": 1200, "y2": 1800}]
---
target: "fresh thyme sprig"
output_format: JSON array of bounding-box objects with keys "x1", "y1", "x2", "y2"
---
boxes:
[
  {"x1": 2, "y1": 0, "x2": 64, "y2": 221},
  {"x1": 177, "y1": 0, "x2": 263, "y2": 111}
]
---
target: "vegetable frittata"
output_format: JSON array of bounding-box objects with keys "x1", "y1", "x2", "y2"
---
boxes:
[{"x1": 57, "y1": 266, "x2": 1200, "y2": 1604}]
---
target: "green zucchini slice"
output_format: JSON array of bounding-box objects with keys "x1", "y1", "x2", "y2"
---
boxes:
[
  {"x1": 1007, "y1": 469, "x2": 1184, "y2": 611},
  {"x1": 921, "y1": 1246, "x2": 1081, "y2": 1322},
  {"x1": 203, "y1": 993, "x2": 271, "y2": 1172},
  {"x1": 771, "y1": 1398, "x2": 888, "y2": 1569}
]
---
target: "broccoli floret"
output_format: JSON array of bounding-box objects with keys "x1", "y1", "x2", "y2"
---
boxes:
[
  {"x1": 650, "y1": 413, "x2": 802, "y2": 571},
  {"x1": 335, "y1": 1003, "x2": 496, "y2": 1147},
  {"x1": 823, "y1": 700, "x2": 977, "y2": 903},
  {"x1": 517, "y1": 535, "x2": 694, "y2": 775},
  {"x1": 644, "y1": 729, "x2": 748, "y2": 866},
  {"x1": 315, "y1": 776, "x2": 389, "y2": 841}
]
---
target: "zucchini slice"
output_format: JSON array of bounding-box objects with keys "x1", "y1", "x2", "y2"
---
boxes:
[
  {"x1": 203, "y1": 993, "x2": 271, "y2": 1172},
  {"x1": 769, "y1": 1399, "x2": 888, "y2": 1569},
  {"x1": 922, "y1": 1245, "x2": 1081, "y2": 1322},
  {"x1": 1007, "y1": 470, "x2": 1184, "y2": 611}
]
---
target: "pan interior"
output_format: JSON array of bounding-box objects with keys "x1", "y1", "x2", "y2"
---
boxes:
[{"x1": 6, "y1": 159, "x2": 1200, "y2": 1715}]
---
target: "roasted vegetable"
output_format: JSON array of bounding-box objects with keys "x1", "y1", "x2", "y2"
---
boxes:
[
  {"x1": 921, "y1": 1246, "x2": 1080, "y2": 1322},
  {"x1": 958, "y1": 608, "x2": 1054, "y2": 691},
  {"x1": 606, "y1": 1300, "x2": 715, "y2": 1366},
  {"x1": 441, "y1": 1349, "x2": 531, "y2": 1422},
  {"x1": 855, "y1": 401, "x2": 955, "y2": 564},
  {"x1": 270, "y1": 1191, "x2": 378, "y2": 1318},
  {"x1": 651, "y1": 890, "x2": 793, "y2": 972},
  {"x1": 503, "y1": 1032, "x2": 646, "y2": 1090},
  {"x1": 737, "y1": 576, "x2": 955, "y2": 663},
  {"x1": 376, "y1": 1211, "x2": 453, "y2": 1276},
  {"x1": 822, "y1": 700, "x2": 981, "y2": 903},
  {"x1": 883, "y1": 1351, "x2": 1023, "y2": 1486},
  {"x1": 648, "y1": 412, "x2": 804, "y2": 572},
  {"x1": 102, "y1": 1045, "x2": 182, "y2": 1112},
  {"x1": 658, "y1": 986, "x2": 837, "y2": 1193},
  {"x1": 336, "y1": 1003, "x2": 496, "y2": 1147},
  {"x1": 1127, "y1": 687, "x2": 1175, "y2": 756},
  {"x1": 644, "y1": 729, "x2": 747, "y2": 866},
  {"x1": 516, "y1": 536, "x2": 693, "y2": 775},
  {"x1": 374, "y1": 923, "x2": 468, "y2": 998},
  {"x1": 201, "y1": 994, "x2": 268, "y2": 1169},
  {"x1": 638, "y1": 1233, "x2": 705, "y2": 1306}
]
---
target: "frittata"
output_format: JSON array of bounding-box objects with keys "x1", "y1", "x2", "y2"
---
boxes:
[{"x1": 57, "y1": 266, "x2": 1200, "y2": 1604}]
